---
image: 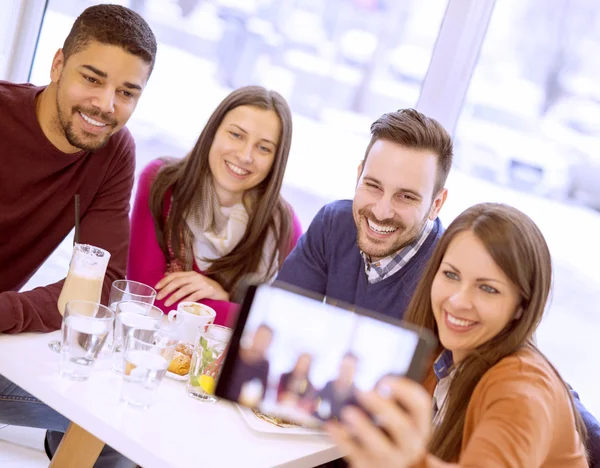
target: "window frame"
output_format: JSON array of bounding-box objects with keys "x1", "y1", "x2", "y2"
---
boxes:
[
  {"x1": 416, "y1": 0, "x2": 496, "y2": 135},
  {"x1": 0, "y1": 0, "x2": 47, "y2": 82}
]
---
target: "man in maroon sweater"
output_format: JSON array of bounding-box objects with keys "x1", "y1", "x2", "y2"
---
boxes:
[
  {"x1": 0, "y1": 5, "x2": 156, "y2": 333},
  {"x1": 0, "y1": 5, "x2": 156, "y2": 467}
]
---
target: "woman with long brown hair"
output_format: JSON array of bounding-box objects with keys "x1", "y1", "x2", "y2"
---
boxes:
[
  {"x1": 326, "y1": 203, "x2": 588, "y2": 467},
  {"x1": 127, "y1": 86, "x2": 302, "y2": 326}
]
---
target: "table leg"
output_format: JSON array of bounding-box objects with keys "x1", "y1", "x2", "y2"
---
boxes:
[{"x1": 49, "y1": 422, "x2": 105, "y2": 468}]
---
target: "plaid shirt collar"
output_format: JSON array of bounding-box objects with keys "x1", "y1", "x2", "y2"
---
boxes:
[
  {"x1": 433, "y1": 349, "x2": 454, "y2": 380},
  {"x1": 361, "y1": 219, "x2": 434, "y2": 284},
  {"x1": 432, "y1": 349, "x2": 455, "y2": 424}
]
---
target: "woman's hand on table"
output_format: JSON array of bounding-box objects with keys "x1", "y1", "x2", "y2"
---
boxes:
[
  {"x1": 325, "y1": 378, "x2": 432, "y2": 468},
  {"x1": 155, "y1": 271, "x2": 229, "y2": 306}
]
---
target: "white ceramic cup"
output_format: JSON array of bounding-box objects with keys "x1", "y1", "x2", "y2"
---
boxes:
[{"x1": 170, "y1": 302, "x2": 217, "y2": 344}]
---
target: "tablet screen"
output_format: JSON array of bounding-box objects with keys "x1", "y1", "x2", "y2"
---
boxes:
[{"x1": 216, "y1": 284, "x2": 435, "y2": 427}]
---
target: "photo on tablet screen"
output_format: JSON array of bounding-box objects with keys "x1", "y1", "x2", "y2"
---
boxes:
[{"x1": 216, "y1": 283, "x2": 436, "y2": 428}]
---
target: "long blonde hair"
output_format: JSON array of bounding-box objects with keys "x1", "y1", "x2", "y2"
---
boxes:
[{"x1": 404, "y1": 203, "x2": 588, "y2": 462}]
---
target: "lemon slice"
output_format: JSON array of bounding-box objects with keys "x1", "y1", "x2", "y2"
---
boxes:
[{"x1": 199, "y1": 374, "x2": 216, "y2": 394}]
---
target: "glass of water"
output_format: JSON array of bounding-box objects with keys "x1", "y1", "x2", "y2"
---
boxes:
[
  {"x1": 120, "y1": 329, "x2": 176, "y2": 409},
  {"x1": 106, "y1": 281, "x2": 156, "y2": 353},
  {"x1": 109, "y1": 280, "x2": 156, "y2": 310},
  {"x1": 112, "y1": 301, "x2": 165, "y2": 373},
  {"x1": 60, "y1": 300, "x2": 114, "y2": 381}
]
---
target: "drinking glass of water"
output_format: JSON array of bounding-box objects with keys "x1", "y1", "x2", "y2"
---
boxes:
[
  {"x1": 60, "y1": 300, "x2": 114, "y2": 381},
  {"x1": 120, "y1": 329, "x2": 176, "y2": 409},
  {"x1": 109, "y1": 280, "x2": 156, "y2": 310},
  {"x1": 105, "y1": 281, "x2": 157, "y2": 353},
  {"x1": 112, "y1": 301, "x2": 168, "y2": 373}
]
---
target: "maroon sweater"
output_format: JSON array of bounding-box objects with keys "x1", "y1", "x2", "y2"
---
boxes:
[{"x1": 0, "y1": 81, "x2": 135, "y2": 333}]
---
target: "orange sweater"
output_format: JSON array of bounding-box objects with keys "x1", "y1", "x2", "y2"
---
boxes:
[{"x1": 423, "y1": 347, "x2": 587, "y2": 467}]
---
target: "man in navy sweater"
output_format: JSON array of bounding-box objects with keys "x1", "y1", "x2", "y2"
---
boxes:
[
  {"x1": 277, "y1": 108, "x2": 600, "y2": 467},
  {"x1": 277, "y1": 109, "x2": 451, "y2": 320}
]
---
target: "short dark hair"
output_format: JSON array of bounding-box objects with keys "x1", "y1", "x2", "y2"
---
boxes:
[
  {"x1": 362, "y1": 108, "x2": 453, "y2": 196},
  {"x1": 62, "y1": 4, "x2": 157, "y2": 73}
]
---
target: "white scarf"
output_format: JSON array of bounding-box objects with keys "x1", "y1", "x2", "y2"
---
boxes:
[{"x1": 185, "y1": 202, "x2": 279, "y2": 283}]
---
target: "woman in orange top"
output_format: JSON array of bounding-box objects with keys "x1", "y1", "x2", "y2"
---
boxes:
[{"x1": 327, "y1": 203, "x2": 588, "y2": 467}]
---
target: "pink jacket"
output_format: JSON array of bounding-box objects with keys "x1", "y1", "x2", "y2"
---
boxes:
[{"x1": 127, "y1": 159, "x2": 302, "y2": 328}]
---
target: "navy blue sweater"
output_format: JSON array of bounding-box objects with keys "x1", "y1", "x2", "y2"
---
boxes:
[
  {"x1": 277, "y1": 199, "x2": 600, "y2": 467},
  {"x1": 277, "y1": 200, "x2": 443, "y2": 320}
]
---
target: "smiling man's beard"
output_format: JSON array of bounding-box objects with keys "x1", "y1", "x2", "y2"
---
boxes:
[
  {"x1": 55, "y1": 84, "x2": 117, "y2": 152},
  {"x1": 354, "y1": 207, "x2": 428, "y2": 259},
  {"x1": 58, "y1": 105, "x2": 115, "y2": 152}
]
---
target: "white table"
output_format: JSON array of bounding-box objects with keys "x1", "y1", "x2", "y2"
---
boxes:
[{"x1": 0, "y1": 331, "x2": 340, "y2": 468}]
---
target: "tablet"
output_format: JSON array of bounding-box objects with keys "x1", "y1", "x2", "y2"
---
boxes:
[{"x1": 215, "y1": 282, "x2": 437, "y2": 428}]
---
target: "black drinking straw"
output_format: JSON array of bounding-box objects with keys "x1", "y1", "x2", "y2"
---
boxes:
[{"x1": 74, "y1": 194, "x2": 80, "y2": 245}]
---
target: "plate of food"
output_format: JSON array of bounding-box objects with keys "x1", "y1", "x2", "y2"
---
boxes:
[
  {"x1": 235, "y1": 405, "x2": 324, "y2": 436},
  {"x1": 166, "y1": 342, "x2": 193, "y2": 381}
]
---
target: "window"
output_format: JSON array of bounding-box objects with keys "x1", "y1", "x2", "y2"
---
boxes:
[{"x1": 449, "y1": 0, "x2": 600, "y2": 415}]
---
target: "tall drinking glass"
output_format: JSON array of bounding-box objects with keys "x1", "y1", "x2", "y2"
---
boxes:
[
  {"x1": 50, "y1": 244, "x2": 110, "y2": 353},
  {"x1": 112, "y1": 301, "x2": 168, "y2": 373},
  {"x1": 106, "y1": 281, "x2": 156, "y2": 355},
  {"x1": 121, "y1": 329, "x2": 176, "y2": 409},
  {"x1": 57, "y1": 244, "x2": 111, "y2": 314},
  {"x1": 187, "y1": 325, "x2": 233, "y2": 403},
  {"x1": 60, "y1": 300, "x2": 114, "y2": 381},
  {"x1": 108, "y1": 280, "x2": 156, "y2": 311}
]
